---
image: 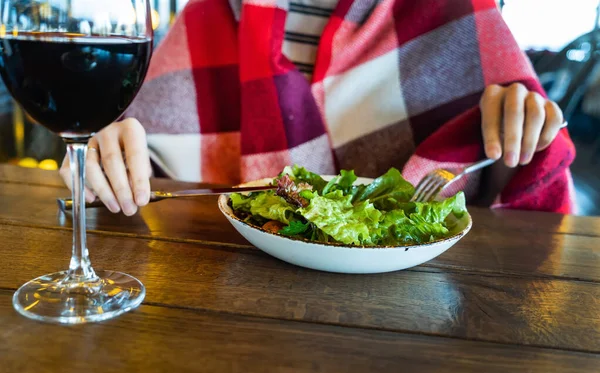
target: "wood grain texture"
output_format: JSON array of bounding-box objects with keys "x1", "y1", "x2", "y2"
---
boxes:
[
  {"x1": 430, "y1": 226, "x2": 600, "y2": 281},
  {"x1": 0, "y1": 165, "x2": 65, "y2": 187},
  {"x1": 2, "y1": 164, "x2": 600, "y2": 368},
  {"x1": 1, "y1": 225, "x2": 599, "y2": 352},
  {"x1": 1, "y1": 164, "x2": 599, "y2": 239},
  {"x1": 1, "y1": 290, "x2": 599, "y2": 373},
  {"x1": 0, "y1": 164, "x2": 209, "y2": 190},
  {"x1": 0, "y1": 181, "x2": 250, "y2": 246},
  {"x1": 1, "y1": 180, "x2": 599, "y2": 282}
]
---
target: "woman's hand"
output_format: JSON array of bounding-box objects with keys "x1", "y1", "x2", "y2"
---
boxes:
[
  {"x1": 59, "y1": 118, "x2": 152, "y2": 216},
  {"x1": 480, "y1": 82, "x2": 564, "y2": 167}
]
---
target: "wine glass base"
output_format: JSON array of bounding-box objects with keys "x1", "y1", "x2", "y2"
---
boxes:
[{"x1": 12, "y1": 270, "x2": 145, "y2": 324}]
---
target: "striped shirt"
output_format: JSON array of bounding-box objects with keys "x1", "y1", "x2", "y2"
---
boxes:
[{"x1": 283, "y1": 0, "x2": 339, "y2": 80}]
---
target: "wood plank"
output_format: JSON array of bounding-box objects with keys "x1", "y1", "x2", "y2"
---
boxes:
[
  {"x1": 2, "y1": 181, "x2": 600, "y2": 282},
  {"x1": 0, "y1": 180, "x2": 250, "y2": 246},
  {"x1": 0, "y1": 164, "x2": 65, "y2": 187},
  {"x1": 1, "y1": 164, "x2": 600, "y2": 239},
  {"x1": 471, "y1": 208, "x2": 600, "y2": 238},
  {"x1": 1, "y1": 291, "x2": 598, "y2": 373},
  {"x1": 0, "y1": 164, "x2": 207, "y2": 190},
  {"x1": 431, "y1": 224, "x2": 600, "y2": 281},
  {"x1": 1, "y1": 225, "x2": 599, "y2": 352}
]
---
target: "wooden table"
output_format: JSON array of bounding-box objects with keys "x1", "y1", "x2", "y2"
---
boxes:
[{"x1": 0, "y1": 164, "x2": 599, "y2": 372}]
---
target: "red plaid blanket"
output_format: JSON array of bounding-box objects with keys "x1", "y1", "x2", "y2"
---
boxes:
[{"x1": 126, "y1": 0, "x2": 576, "y2": 213}]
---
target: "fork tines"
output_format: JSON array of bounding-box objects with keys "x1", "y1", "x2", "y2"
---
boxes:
[{"x1": 410, "y1": 169, "x2": 456, "y2": 203}]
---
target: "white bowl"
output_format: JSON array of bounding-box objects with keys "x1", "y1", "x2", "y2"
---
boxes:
[{"x1": 217, "y1": 177, "x2": 472, "y2": 274}]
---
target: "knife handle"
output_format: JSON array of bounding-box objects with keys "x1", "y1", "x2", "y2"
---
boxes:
[{"x1": 57, "y1": 192, "x2": 168, "y2": 212}]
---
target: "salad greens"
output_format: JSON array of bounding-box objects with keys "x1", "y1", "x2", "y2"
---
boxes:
[{"x1": 229, "y1": 165, "x2": 467, "y2": 246}]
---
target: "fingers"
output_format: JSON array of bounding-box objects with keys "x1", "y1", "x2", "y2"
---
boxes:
[
  {"x1": 480, "y1": 82, "x2": 561, "y2": 167},
  {"x1": 480, "y1": 82, "x2": 565, "y2": 168},
  {"x1": 97, "y1": 127, "x2": 138, "y2": 216},
  {"x1": 520, "y1": 91, "x2": 546, "y2": 165},
  {"x1": 502, "y1": 83, "x2": 528, "y2": 167},
  {"x1": 58, "y1": 119, "x2": 150, "y2": 215},
  {"x1": 480, "y1": 84, "x2": 504, "y2": 160},
  {"x1": 121, "y1": 119, "x2": 151, "y2": 206},
  {"x1": 86, "y1": 139, "x2": 121, "y2": 213},
  {"x1": 537, "y1": 100, "x2": 564, "y2": 151}
]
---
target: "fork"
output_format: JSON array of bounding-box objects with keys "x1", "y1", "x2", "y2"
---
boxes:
[
  {"x1": 409, "y1": 158, "x2": 497, "y2": 203},
  {"x1": 410, "y1": 121, "x2": 569, "y2": 203}
]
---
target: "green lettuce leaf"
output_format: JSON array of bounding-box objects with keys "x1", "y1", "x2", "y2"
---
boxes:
[
  {"x1": 248, "y1": 192, "x2": 296, "y2": 224},
  {"x1": 334, "y1": 169, "x2": 358, "y2": 194},
  {"x1": 416, "y1": 191, "x2": 466, "y2": 223},
  {"x1": 230, "y1": 193, "x2": 254, "y2": 212},
  {"x1": 397, "y1": 192, "x2": 466, "y2": 222},
  {"x1": 377, "y1": 192, "x2": 467, "y2": 244},
  {"x1": 320, "y1": 169, "x2": 359, "y2": 196},
  {"x1": 279, "y1": 221, "x2": 310, "y2": 236},
  {"x1": 378, "y1": 209, "x2": 448, "y2": 245},
  {"x1": 321, "y1": 176, "x2": 339, "y2": 195},
  {"x1": 299, "y1": 190, "x2": 382, "y2": 245},
  {"x1": 352, "y1": 168, "x2": 415, "y2": 209},
  {"x1": 338, "y1": 169, "x2": 358, "y2": 188}
]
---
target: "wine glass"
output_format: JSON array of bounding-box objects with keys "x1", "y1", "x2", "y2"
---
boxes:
[{"x1": 0, "y1": 0, "x2": 153, "y2": 323}]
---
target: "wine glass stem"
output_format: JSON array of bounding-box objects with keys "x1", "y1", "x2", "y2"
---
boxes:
[{"x1": 66, "y1": 140, "x2": 98, "y2": 283}]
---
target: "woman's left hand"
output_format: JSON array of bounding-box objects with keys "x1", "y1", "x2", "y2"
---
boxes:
[{"x1": 479, "y1": 82, "x2": 564, "y2": 167}]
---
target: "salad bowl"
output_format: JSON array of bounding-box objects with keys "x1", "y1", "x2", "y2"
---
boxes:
[{"x1": 218, "y1": 174, "x2": 472, "y2": 274}]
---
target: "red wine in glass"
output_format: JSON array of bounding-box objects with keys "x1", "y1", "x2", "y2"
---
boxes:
[
  {"x1": 0, "y1": 0, "x2": 154, "y2": 324},
  {"x1": 0, "y1": 32, "x2": 151, "y2": 136}
]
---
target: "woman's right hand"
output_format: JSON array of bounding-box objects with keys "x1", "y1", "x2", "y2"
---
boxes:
[{"x1": 59, "y1": 118, "x2": 152, "y2": 216}]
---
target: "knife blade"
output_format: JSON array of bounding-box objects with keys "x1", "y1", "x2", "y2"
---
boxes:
[{"x1": 57, "y1": 185, "x2": 276, "y2": 211}]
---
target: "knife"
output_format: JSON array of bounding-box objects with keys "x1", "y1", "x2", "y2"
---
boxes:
[{"x1": 57, "y1": 185, "x2": 276, "y2": 211}]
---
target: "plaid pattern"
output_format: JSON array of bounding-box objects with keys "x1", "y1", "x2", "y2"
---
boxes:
[
  {"x1": 126, "y1": 0, "x2": 576, "y2": 213},
  {"x1": 282, "y1": 1, "x2": 338, "y2": 80}
]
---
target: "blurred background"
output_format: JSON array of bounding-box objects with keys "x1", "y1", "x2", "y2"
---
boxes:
[{"x1": 0, "y1": 0, "x2": 598, "y2": 215}]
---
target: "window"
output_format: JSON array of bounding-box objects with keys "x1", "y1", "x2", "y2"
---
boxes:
[{"x1": 502, "y1": 0, "x2": 599, "y2": 50}]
